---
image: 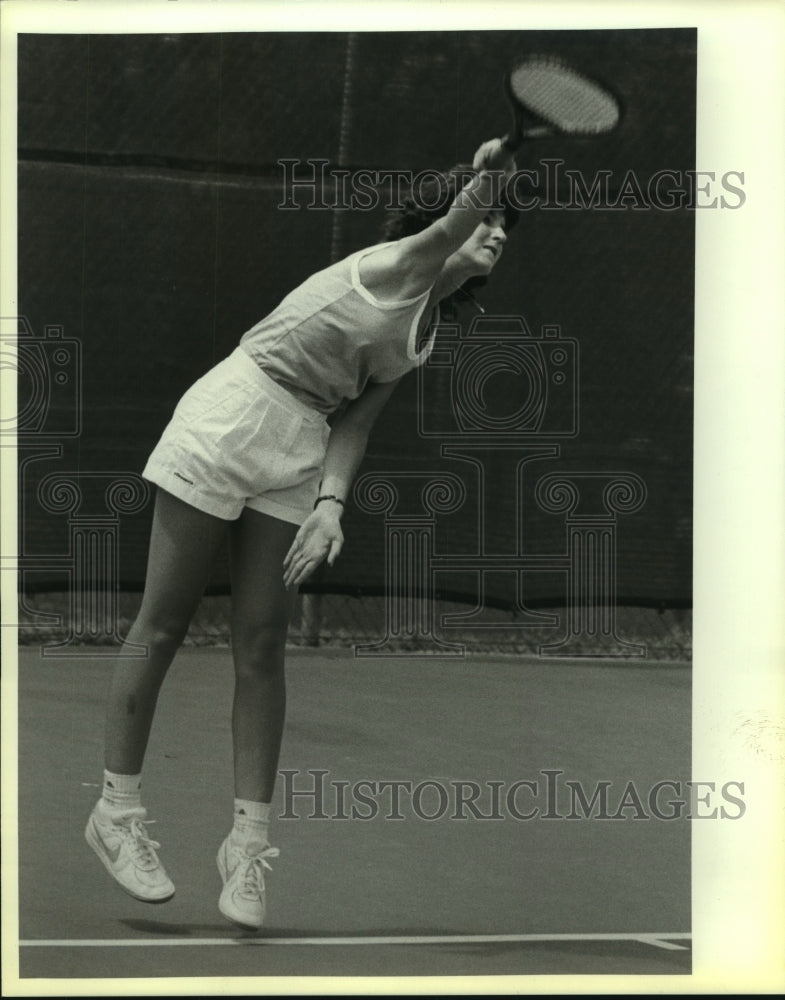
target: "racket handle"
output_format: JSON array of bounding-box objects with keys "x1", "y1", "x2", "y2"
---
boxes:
[{"x1": 502, "y1": 132, "x2": 522, "y2": 152}]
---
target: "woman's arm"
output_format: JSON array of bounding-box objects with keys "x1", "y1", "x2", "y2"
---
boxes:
[
  {"x1": 282, "y1": 377, "x2": 402, "y2": 588},
  {"x1": 361, "y1": 138, "x2": 516, "y2": 300},
  {"x1": 408, "y1": 139, "x2": 516, "y2": 261}
]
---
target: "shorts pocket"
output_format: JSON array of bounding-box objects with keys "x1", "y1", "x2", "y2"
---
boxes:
[
  {"x1": 171, "y1": 354, "x2": 261, "y2": 424},
  {"x1": 215, "y1": 394, "x2": 304, "y2": 495},
  {"x1": 238, "y1": 394, "x2": 301, "y2": 454}
]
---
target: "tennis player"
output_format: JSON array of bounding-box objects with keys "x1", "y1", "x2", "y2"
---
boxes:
[{"x1": 85, "y1": 137, "x2": 517, "y2": 930}]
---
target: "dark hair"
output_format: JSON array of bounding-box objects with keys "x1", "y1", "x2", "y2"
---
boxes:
[
  {"x1": 380, "y1": 164, "x2": 519, "y2": 316},
  {"x1": 381, "y1": 164, "x2": 519, "y2": 240}
]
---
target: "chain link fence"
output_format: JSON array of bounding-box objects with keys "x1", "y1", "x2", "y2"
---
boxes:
[
  {"x1": 14, "y1": 30, "x2": 696, "y2": 664},
  {"x1": 18, "y1": 588, "x2": 691, "y2": 661}
]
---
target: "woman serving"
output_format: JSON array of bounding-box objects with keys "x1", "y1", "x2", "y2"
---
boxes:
[{"x1": 85, "y1": 137, "x2": 518, "y2": 930}]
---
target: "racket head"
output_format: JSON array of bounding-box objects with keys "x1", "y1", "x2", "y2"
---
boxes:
[{"x1": 504, "y1": 55, "x2": 621, "y2": 147}]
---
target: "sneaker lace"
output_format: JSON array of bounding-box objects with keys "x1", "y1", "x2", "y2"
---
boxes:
[
  {"x1": 114, "y1": 808, "x2": 163, "y2": 870},
  {"x1": 239, "y1": 845, "x2": 280, "y2": 899}
]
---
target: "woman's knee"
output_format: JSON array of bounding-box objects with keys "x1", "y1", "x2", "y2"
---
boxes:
[
  {"x1": 129, "y1": 612, "x2": 191, "y2": 658},
  {"x1": 232, "y1": 620, "x2": 288, "y2": 676}
]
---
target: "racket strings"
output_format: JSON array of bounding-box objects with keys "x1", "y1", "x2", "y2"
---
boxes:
[{"x1": 509, "y1": 61, "x2": 619, "y2": 134}]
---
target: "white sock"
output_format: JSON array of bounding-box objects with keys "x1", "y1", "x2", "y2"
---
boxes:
[
  {"x1": 231, "y1": 798, "x2": 271, "y2": 848},
  {"x1": 101, "y1": 770, "x2": 142, "y2": 811}
]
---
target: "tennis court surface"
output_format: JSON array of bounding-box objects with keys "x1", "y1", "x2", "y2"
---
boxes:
[{"x1": 16, "y1": 645, "x2": 691, "y2": 980}]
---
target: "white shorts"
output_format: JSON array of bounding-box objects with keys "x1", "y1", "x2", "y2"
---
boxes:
[{"x1": 142, "y1": 347, "x2": 330, "y2": 524}]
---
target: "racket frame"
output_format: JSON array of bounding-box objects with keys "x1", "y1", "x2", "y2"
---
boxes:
[{"x1": 502, "y1": 55, "x2": 622, "y2": 150}]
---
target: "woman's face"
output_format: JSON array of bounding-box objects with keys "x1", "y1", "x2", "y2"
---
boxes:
[{"x1": 452, "y1": 211, "x2": 508, "y2": 277}]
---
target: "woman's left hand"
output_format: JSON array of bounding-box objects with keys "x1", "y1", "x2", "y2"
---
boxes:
[{"x1": 283, "y1": 504, "x2": 344, "y2": 588}]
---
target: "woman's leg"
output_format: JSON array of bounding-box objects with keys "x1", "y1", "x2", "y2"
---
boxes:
[
  {"x1": 88, "y1": 487, "x2": 229, "y2": 902},
  {"x1": 104, "y1": 487, "x2": 229, "y2": 774},
  {"x1": 216, "y1": 507, "x2": 297, "y2": 930},
  {"x1": 228, "y1": 506, "x2": 298, "y2": 803}
]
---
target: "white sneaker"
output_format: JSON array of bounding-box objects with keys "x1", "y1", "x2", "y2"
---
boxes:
[
  {"x1": 85, "y1": 801, "x2": 175, "y2": 903},
  {"x1": 217, "y1": 836, "x2": 279, "y2": 930}
]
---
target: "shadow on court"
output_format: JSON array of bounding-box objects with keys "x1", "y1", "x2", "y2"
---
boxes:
[{"x1": 16, "y1": 646, "x2": 691, "y2": 979}]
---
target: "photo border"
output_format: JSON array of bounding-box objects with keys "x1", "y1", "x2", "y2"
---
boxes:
[{"x1": 2, "y1": 0, "x2": 783, "y2": 995}]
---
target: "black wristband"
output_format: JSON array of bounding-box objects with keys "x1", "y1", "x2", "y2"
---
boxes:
[{"x1": 314, "y1": 494, "x2": 345, "y2": 510}]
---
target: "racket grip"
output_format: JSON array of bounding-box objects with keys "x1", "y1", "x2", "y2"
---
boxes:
[{"x1": 502, "y1": 132, "x2": 522, "y2": 152}]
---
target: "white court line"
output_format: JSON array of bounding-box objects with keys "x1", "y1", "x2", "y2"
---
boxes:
[{"x1": 19, "y1": 932, "x2": 691, "y2": 951}]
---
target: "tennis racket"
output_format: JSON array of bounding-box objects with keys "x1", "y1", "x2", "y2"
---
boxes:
[{"x1": 502, "y1": 55, "x2": 620, "y2": 149}]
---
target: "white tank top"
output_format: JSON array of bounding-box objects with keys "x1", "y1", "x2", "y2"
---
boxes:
[{"x1": 239, "y1": 243, "x2": 439, "y2": 415}]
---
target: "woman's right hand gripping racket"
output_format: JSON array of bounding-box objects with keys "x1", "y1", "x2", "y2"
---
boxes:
[{"x1": 502, "y1": 55, "x2": 621, "y2": 150}]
